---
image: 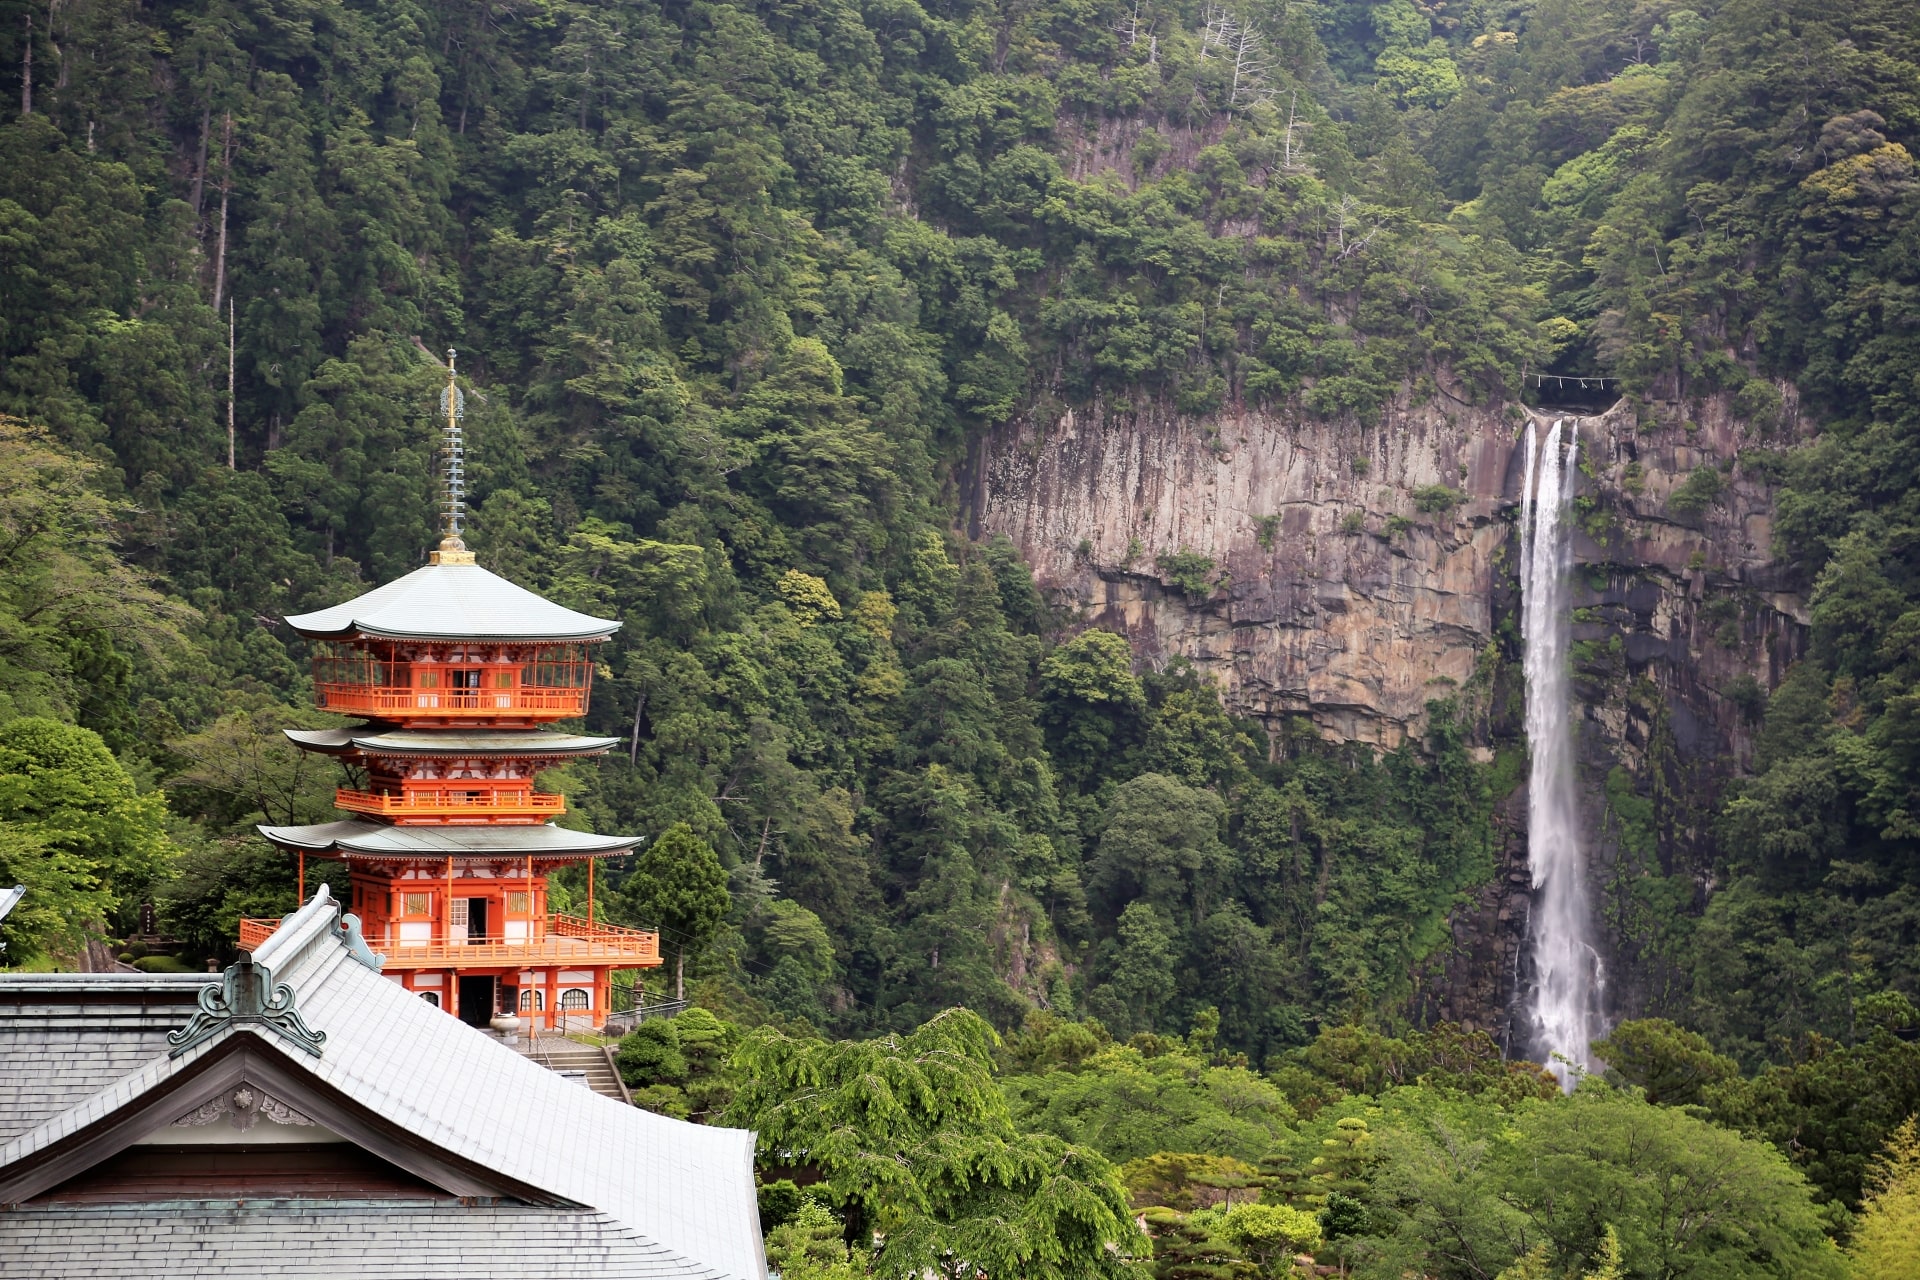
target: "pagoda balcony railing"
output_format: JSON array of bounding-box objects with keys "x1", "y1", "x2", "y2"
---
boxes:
[
  {"x1": 333, "y1": 787, "x2": 566, "y2": 822},
  {"x1": 313, "y1": 682, "x2": 588, "y2": 719},
  {"x1": 238, "y1": 914, "x2": 660, "y2": 969}
]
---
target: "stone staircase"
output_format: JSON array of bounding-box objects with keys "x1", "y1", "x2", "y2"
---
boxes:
[{"x1": 513, "y1": 1035, "x2": 629, "y2": 1103}]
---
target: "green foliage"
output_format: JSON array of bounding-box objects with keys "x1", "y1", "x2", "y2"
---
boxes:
[
  {"x1": 1849, "y1": 1118, "x2": 1920, "y2": 1280},
  {"x1": 1119, "y1": 1152, "x2": 1260, "y2": 1212},
  {"x1": 1668, "y1": 468, "x2": 1726, "y2": 519},
  {"x1": 620, "y1": 823, "x2": 731, "y2": 999},
  {"x1": 728, "y1": 1007, "x2": 1149, "y2": 1279},
  {"x1": 1592, "y1": 1018, "x2": 1738, "y2": 1107},
  {"x1": 1217, "y1": 1201, "x2": 1322, "y2": 1276},
  {"x1": 1411, "y1": 485, "x2": 1466, "y2": 515},
  {"x1": 0, "y1": 718, "x2": 176, "y2": 960},
  {"x1": 1358, "y1": 1085, "x2": 1847, "y2": 1280},
  {"x1": 1156, "y1": 551, "x2": 1219, "y2": 601},
  {"x1": 0, "y1": 421, "x2": 188, "y2": 739},
  {"x1": 757, "y1": 1178, "x2": 804, "y2": 1234},
  {"x1": 1007, "y1": 1037, "x2": 1296, "y2": 1165},
  {"x1": 618, "y1": 1007, "x2": 738, "y2": 1121},
  {"x1": 765, "y1": 1197, "x2": 871, "y2": 1280}
]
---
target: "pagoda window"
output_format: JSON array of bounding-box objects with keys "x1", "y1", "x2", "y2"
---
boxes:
[
  {"x1": 419, "y1": 992, "x2": 441, "y2": 1008},
  {"x1": 505, "y1": 891, "x2": 532, "y2": 943}
]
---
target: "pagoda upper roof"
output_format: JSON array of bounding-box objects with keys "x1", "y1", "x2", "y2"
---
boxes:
[
  {"x1": 284, "y1": 727, "x2": 623, "y2": 758},
  {"x1": 284, "y1": 561, "x2": 620, "y2": 643},
  {"x1": 257, "y1": 819, "x2": 641, "y2": 859}
]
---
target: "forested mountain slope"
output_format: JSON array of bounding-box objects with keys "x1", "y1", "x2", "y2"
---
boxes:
[{"x1": 3, "y1": 0, "x2": 1920, "y2": 1251}]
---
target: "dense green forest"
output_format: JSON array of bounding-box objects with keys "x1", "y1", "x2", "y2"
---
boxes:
[{"x1": 3, "y1": 0, "x2": 1920, "y2": 1271}]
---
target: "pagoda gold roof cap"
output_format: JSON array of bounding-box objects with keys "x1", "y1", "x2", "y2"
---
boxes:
[{"x1": 284, "y1": 559, "x2": 619, "y2": 643}]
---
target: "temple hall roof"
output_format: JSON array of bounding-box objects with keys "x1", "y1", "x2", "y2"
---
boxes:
[
  {"x1": 0, "y1": 888, "x2": 764, "y2": 1279},
  {"x1": 284, "y1": 561, "x2": 620, "y2": 643}
]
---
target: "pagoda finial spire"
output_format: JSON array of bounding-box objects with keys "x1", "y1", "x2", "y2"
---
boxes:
[{"x1": 432, "y1": 347, "x2": 475, "y2": 566}]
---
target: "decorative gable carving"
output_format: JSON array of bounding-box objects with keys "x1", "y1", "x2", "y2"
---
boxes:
[{"x1": 171, "y1": 1085, "x2": 316, "y2": 1132}]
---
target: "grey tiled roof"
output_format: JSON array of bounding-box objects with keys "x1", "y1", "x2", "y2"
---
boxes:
[
  {"x1": 0, "y1": 977, "x2": 204, "y2": 1143},
  {"x1": 0, "y1": 890, "x2": 764, "y2": 1280},
  {"x1": 284, "y1": 561, "x2": 620, "y2": 642},
  {"x1": 0, "y1": 1201, "x2": 722, "y2": 1277},
  {"x1": 284, "y1": 727, "x2": 623, "y2": 756},
  {"x1": 256, "y1": 818, "x2": 642, "y2": 857}
]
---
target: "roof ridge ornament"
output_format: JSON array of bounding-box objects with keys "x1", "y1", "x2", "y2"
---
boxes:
[
  {"x1": 335, "y1": 910, "x2": 386, "y2": 972},
  {"x1": 167, "y1": 955, "x2": 327, "y2": 1058},
  {"x1": 432, "y1": 348, "x2": 476, "y2": 566}
]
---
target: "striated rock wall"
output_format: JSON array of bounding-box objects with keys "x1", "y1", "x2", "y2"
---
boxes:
[
  {"x1": 967, "y1": 392, "x2": 1524, "y2": 746},
  {"x1": 967, "y1": 388, "x2": 1811, "y2": 1033}
]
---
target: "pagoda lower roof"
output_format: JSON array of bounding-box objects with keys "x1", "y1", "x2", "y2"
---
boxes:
[
  {"x1": 256, "y1": 819, "x2": 641, "y2": 858},
  {"x1": 284, "y1": 726, "x2": 622, "y2": 757}
]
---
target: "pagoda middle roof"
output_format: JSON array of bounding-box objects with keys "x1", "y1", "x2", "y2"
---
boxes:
[
  {"x1": 257, "y1": 819, "x2": 641, "y2": 859},
  {"x1": 284, "y1": 561, "x2": 620, "y2": 642},
  {"x1": 284, "y1": 727, "x2": 622, "y2": 757}
]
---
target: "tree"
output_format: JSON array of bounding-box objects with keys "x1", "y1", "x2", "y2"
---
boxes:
[
  {"x1": 167, "y1": 702, "x2": 345, "y2": 829},
  {"x1": 1006, "y1": 1039, "x2": 1295, "y2": 1164},
  {"x1": 765, "y1": 1197, "x2": 871, "y2": 1280},
  {"x1": 1039, "y1": 630, "x2": 1145, "y2": 787},
  {"x1": 1592, "y1": 1019, "x2": 1740, "y2": 1107},
  {"x1": 1361, "y1": 1086, "x2": 1846, "y2": 1280},
  {"x1": 0, "y1": 717, "x2": 176, "y2": 960},
  {"x1": 1087, "y1": 902, "x2": 1180, "y2": 1038},
  {"x1": 1850, "y1": 1117, "x2": 1920, "y2": 1280},
  {"x1": 1217, "y1": 1201, "x2": 1321, "y2": 1276},
  {"x1": 1090, "y1": 774, "x2": 1234, "y2": 930},
  {"x1": 728, "y1": 1008, "x2": 1150, "y2": 1280},
  {"x1": 1504, "y1": 1087, "x2": 1845, "y2": 1279},
  {"x1": 1119, "y1": 1152, "x2": 1261, "y2": 1212},
  {"x1": 621, "y1": 823, "x2": 731, "y2": 1000},
  {"x1": 0, "y1": 420, "x2": 187, "y2": 728}
]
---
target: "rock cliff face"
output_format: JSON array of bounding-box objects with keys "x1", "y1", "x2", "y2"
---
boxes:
[
  {"x1": 967, "y1": 393, "x2": 1524, "y2": 746},
  {"x1": 967, "y1": 389, "x2": 1809, "y2": 1034}
]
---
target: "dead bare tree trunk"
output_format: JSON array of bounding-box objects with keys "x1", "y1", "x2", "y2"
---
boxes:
[
  {"x1": 227, "y1": 296, "x2": 236, "y2": 470},
  {"x1": 19, "y1": 14, "x2": 31, "y2": 118},
  {"x1": 211, "y1": 113, "x2": 233, "y2": 312}
]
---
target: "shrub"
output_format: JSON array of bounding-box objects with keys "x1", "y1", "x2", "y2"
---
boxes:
[
  {"x1": 616, "y1": 1018, "x2": 688, "y2": 1088},
  {"x1": 1412, "y1": 484, "x2": 1467, "y2": 514},
  {"x1": 1668, "y1": 467, "x2": 1725, "y2": 518},
  {"x1": 1157, "y1": 550, "x2": 1218, "y2": 599}
]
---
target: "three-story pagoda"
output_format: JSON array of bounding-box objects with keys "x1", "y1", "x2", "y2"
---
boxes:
[{"x1": 245, "y1": 355, "x2": 660, "y2": 1030}]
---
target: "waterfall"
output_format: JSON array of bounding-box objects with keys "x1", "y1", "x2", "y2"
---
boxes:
[{"x1": 1518, "y1": 418, "x2": 1604, "y2": 1089}]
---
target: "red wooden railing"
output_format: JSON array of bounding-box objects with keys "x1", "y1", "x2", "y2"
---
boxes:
[
  {"x1": 313, "y1": 683, "x2": 588, "y2": 719},
  {"x1": 333, "y1": 787, "x2": 566, "y2": 822},
  {"x1": 237, "y1": 915, "x2": 660, "y2": 968}
]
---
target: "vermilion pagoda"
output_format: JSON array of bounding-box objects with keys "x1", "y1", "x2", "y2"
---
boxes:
[{"x1": 243, "y1": 355, "x2": 660, "y2": 1030}]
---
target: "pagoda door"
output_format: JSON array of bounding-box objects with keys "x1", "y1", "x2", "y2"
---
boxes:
[{"x1": 458, "y1": 976, "x2": 495, "y2": 1028}]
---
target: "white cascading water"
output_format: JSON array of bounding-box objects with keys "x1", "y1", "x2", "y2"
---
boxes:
[{"x1": 1518, "y1": 417, "x2": 1604, "y2": 1089}]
